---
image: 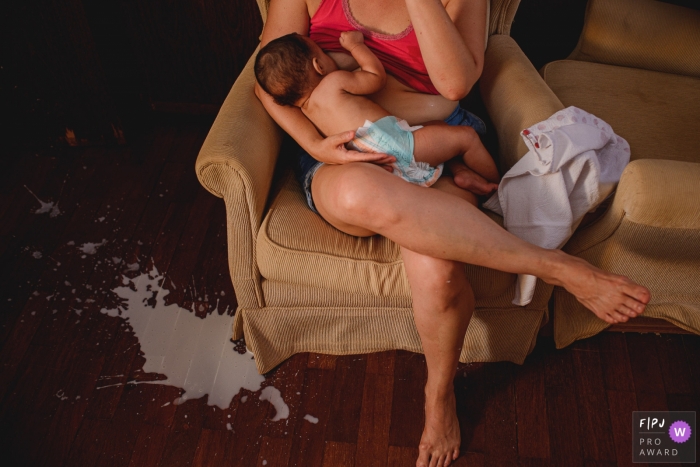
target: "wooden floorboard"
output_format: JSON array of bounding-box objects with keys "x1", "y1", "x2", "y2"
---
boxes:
[{"x1": 1, "y1": 117, "x2": 698, "y2": 467}]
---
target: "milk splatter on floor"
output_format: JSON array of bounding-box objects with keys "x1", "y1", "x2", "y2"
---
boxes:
[
  {"x1": 259, "y1": 386, "x2": 289, "y2": 421},
  {"x1": 98, "y1": 265, "x2": 288, "y2": 416},
  {"x1": 24, "y1": 185, "x2": 61, "y2": 217},
  {"x1": 78, "y1": 239, "x2": 107, "y2": 255},
  {"x1": 304, "y1": 414, "x2": 319, "y2": 424}
]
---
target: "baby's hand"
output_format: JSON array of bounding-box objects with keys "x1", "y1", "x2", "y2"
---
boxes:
[{"x1": 339, "y1": 31, "x2": 364, "y2": 51}]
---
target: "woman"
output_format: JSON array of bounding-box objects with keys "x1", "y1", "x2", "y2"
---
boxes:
[{"x1": 255, "y1": 1, "x2": 651, "y2": 466}]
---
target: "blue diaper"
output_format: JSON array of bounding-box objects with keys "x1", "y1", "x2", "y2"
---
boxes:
[
  {"x1": 347, "y1": 116, "x2": 442, "y2": 187},
  {"x1": 296, "y1": 105, "x2": 486, "y2": 213}
]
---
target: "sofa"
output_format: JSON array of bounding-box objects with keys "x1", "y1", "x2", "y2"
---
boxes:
[{"x1": 195, "y1": 0, "x2": 700, "y2": 373}]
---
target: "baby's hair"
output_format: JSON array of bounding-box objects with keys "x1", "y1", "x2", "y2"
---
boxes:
[{"x1": 254, "y1": 33, "x2": 314, "y2": 107}]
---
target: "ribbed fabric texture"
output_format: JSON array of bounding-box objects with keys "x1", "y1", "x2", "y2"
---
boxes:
[
  {"x1": 569, "y1": 0, "x2": 700, "y2": 79},
  {"x1": 263, "y1": 280, "x2": 412, "y2": 308},
  {"x1": 554, "y1": 221, "x2": 700, "y2": 348},
  {"x1": 257, "y1": 174, "x2": 408, "y2": 297},
  {"x1": 542, "y1": 60, "x2": 700, "y2": 164},
  {"x1": 480, "y1": 35, "x2": 565, "y2": 174},
  {"x1": 256, "y1": 0, "x2": 269, "y2": 24},
  {"x1": 554, "y1": 160, "x2": 700, "y2": 346},
  {"x1": 196, "y1": 53, "x2": 283, "y2": 310},
  {"x1": 489, "y1": 0, "x2": 521, "y2": 36},
  {"x1": 240, "y1": 305, "x2": 545, "y2": 374}
]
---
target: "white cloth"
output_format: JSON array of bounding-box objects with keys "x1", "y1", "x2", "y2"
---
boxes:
[{"x1": 483, "y1": 106, "x2": 631, "y2": 306}]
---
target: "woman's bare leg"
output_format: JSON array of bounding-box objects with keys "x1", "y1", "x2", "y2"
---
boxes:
[
  {"x1": 311, "y1": 164, "x2": 648, "y2": 466},
  {"x1": 397, "y1": 176, "x2": 475, "y2": 467},
  {"x1": 311, "y1": 162, "x2": 650, "y2": 324},
  {"x1": 402, "y1": 247, "x2": 472, "y2": 467}
]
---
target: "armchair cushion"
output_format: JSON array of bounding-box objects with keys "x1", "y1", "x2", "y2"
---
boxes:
[
  {"x1": 256, "y1": 173, "x2": 517, "y2": 299},
  {"x1": 541, "y1": 60, "x2": 700, "y2": 164},
  {"x1": 568, "y1": 0, "x2": 700, "y2": 79}
]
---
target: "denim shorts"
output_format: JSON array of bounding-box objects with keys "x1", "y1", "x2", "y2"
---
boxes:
[{"x1": 295, "y1": 105, "x2": 486, "y2": 213}]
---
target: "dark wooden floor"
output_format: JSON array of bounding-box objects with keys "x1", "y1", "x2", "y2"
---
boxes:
[{"x1": 1, "y1": 118, "x2": 698, "y2": 467}]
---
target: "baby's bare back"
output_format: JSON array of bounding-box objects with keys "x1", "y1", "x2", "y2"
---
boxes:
[{"x1": 301, "y1": 72, "x2": 390, "y2": 137}]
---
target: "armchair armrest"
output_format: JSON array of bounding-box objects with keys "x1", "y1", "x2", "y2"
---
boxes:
[
  {"x1": 554, "y1": 159, "x2": 700, "y2": 347},
  {"x1": 195, "y1": 50, "x2": 284, "y2": 309},
  {"x1": 563, "y1": 159, "x2": 700, "y2": 256},
  {"x1": 480, "y1": 34, "x2": 564, "y2": 173},
  {"x1": 569, "y1": 0, "x2": 700, "y2": 79}
]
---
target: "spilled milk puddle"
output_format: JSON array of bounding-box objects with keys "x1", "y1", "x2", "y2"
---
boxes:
[
  {"x1": 98, "y1": 267, "x2": 289, "y2": 416},
  {"x1": 24, "y1": 186, "x2": 295, "y2": 423}
]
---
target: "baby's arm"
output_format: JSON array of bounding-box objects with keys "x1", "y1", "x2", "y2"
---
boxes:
[{"x1": 334, "y1": 31, "x2": 386, "y2": 95}]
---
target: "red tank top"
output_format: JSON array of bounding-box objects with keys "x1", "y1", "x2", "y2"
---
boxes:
[{"x1": 309, "y1": 0, "x2": 439, "y2": 95}]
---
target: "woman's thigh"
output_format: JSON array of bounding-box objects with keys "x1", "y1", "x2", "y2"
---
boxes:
[
  {"x1": 400, "y1": 175, "x2": 477, "y2": 307},
  {"x1": 310, "y1": 160, "x2": 478, "y2": 235},
  {"x1": 312, "y1": 162, "x2": 477, "y2": 297},
  {"x1": 310, "y1": 161, "x2": 400, "y2": 237}
]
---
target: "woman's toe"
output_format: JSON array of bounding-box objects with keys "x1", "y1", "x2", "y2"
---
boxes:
[
  {"x1": 622, "y1": 297, "x2": 642, "y2": 315},
  {"x1": 611, "y1": 310, "x2": 628, "y2": 322},
  {"x1": 416, "y1": 448, "x2": 430, "y2": 467},
  {"x1": 623, "y1": 282, "x2": 651, "y2": 304},
  {"x1": 620, "y1": 303, "x2": 639, "y2": 317}
]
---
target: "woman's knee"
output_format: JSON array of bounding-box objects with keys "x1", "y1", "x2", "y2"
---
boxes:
[
  {"x1": 429, "y1": 264, "x2": 471, "y2": 307},
  {"x1": 404, "y1": 253, "x2": 474, "y2": 311},
  {"x1": 313, "y1": 163, "x2": 401, "y2": 228}
]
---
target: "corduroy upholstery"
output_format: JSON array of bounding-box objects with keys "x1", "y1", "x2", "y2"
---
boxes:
[
  {"x1": 539, "y1": 0, "x2": 700, "y2": 347},
  {"x1": 568, "y1": 0, "x2": 700, "y2": 79},
  {"x1": 541, "y1": 60, "x2": 700, "y2": 164},
  {"x1": 197, "y1": 0, "x2": 583, "y2": 374},
  {"x1": 553, "y1": 160, "x2": 700, "y2": 346}
]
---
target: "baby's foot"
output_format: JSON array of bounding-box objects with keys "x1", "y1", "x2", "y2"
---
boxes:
[
  {"x1": 416, "y1": 387, "x2": 460, "y2": 467},
  {"x1": 448, "y1": 161, "x2": 498, "y2": 196}
]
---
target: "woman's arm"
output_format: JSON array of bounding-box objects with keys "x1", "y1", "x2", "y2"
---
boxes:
[
  {"x1": 405, "y1": 0, "x2": 486, "y2": 101},
  {"x1": 256, "y1": 0, "x2": 395, "y2": 165}
]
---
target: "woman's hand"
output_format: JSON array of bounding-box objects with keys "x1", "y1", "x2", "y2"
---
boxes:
[{"x1": 310, "y1": 131, "x2": 396, "y2": 168}]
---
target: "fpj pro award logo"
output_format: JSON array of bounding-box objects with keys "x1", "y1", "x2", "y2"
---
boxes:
[{"x1": 633, "y1": 411, "x2": 696, "y2": 463}]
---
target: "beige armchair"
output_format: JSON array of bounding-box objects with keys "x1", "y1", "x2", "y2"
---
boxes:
[
  {"x1": 540, "y1": 0, "x2": 700, "y2": 347},
  {"x1": 195, "y1": 0, "x2": 699, "y2": 374}
]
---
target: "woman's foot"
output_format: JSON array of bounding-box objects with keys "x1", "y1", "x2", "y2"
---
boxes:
[
  {"x1": 416, "y1": 387, "x2": 461, "y2": 467},
  {"x1": 555, "y1": 252, "x2": 651, "y2": 324},
  {"x1": 447, "y1": 160, "x2": 498, "y2": 196}
]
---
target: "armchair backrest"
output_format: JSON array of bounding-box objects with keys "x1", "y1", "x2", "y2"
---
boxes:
[
  {"x1": 568, "y1": 0, "x2": 700, "y2": 79},
  {"x1": 254, "y1": 0, "x2": 523, "y2": 42}
]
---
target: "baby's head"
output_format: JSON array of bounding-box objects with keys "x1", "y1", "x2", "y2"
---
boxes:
[{"x1": 254, "y1": 33, "x2": 335, "y2": 107}]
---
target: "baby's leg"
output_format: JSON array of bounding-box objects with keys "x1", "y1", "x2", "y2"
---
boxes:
[{"x1": 413, "y1": 125, "x2": 500, "y2": 192}]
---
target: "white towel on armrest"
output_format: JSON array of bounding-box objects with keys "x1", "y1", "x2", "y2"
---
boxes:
[{"x1": 482, "y1": 106, "x2": 630, "y2": 306}]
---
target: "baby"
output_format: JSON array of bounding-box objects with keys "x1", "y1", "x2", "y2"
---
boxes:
[{"x1": 255, "y1": 31, "x2": 500, "y2": 191}]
